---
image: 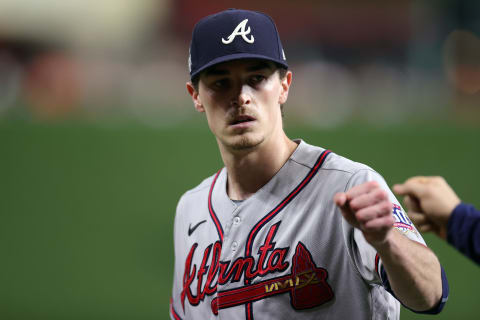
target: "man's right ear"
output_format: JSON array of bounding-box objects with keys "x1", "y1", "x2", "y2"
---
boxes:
[{"x1": 186, "y1": 82, "x2": 205, "y2": 112}]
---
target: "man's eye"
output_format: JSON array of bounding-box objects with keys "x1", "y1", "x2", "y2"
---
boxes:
[
  {"x1": 212, "y1": 79, "x2": 229, "y2": 89},
  {"x1": 249, "y1": 75, "x2": 266, "y2": 85}
]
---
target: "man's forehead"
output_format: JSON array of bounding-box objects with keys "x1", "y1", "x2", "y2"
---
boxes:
[{"x1": 203, "y1": 59, "x2": 275, "y2": 77}]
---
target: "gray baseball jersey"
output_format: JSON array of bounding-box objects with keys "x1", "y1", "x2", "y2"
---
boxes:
[{"x1": 170, "y1": 140, "x2": 424, "y2": 320}]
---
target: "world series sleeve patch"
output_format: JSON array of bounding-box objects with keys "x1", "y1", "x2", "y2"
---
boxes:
[{"x1": 392, "y1": 204, "x2": 420, "y2": 237}]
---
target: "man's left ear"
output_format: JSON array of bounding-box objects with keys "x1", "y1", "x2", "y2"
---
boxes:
[{"x1": 279, "y1": 71, "x2": 292, "y2": 105}]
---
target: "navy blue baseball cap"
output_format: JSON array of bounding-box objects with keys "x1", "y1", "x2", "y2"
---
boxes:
[{"x1": 188, "y1": 9, "x2": 288, "y2": 79}]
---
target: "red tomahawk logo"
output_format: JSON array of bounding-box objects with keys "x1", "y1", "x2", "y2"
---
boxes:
[{"x1": 211, "y1": 242, "x2": 334, "y2": 314}]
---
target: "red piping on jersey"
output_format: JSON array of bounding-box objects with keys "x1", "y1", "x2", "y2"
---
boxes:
[
  {"x1": 246, "y1": 299, "x2": 253, "y2": 319},
  {"x1": 170, "y1": 298, "x2": 182, "y2": 320},
  {"x1": 208, "y1": 169, "x2": 224, "y2": 242},
  {"x1": 244, "y1": 149, "x2": 331, "y2": 320}
]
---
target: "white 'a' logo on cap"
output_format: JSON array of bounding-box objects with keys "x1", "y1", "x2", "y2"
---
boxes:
[{"x1": 222, "y1": 19, "x2": 254, "y2": 44}]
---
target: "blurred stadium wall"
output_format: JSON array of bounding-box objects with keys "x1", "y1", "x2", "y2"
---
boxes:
[{"x1": 0, "y1": 0, "x2": 478, "y2": 126}]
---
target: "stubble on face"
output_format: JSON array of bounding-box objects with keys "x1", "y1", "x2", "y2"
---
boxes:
[
  {"x1": 222, "y1": 107, "x2": 264, "y2": 151},
  {"x1": 228, "y1": 134, "x2": 264, "y2": 151},
  {"x1": 198, "y1": 59, "x2": 285, "y2": 153}
]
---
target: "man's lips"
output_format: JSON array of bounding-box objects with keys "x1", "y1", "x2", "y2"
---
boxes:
[{"x1": 229, "y1": 115, "x2": 256, "y2": 126}]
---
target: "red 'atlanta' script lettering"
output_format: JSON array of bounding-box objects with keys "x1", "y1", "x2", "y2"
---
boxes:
[{"x1": 181, "y1": 223, "x2": 289, "y2": 311}]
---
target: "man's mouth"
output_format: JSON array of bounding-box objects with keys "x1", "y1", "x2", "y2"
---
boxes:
[{"x1": 229, "y1": 115, "x2": 256, "y2": 125}]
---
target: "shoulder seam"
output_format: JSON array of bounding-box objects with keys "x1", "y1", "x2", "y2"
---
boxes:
[
  {"x1": 289, "y1": 158, "x2": 313, "y2": 170},
  {"x1": 343, "y1": 168, "x2": 378, "y2": 192},
  {"x1": 318, "y1": 167, "x2": 355, "y2": 175}
]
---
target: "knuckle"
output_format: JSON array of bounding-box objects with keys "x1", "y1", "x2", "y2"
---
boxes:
[
  {"x1": 411, "y1": 176, "x2": 424, "y2": 183},
  {"x1": 433, "y1": 176, "x2": 442, "y2": 183},
  {"x1": 349, "y1": 200, "x2": 360, "y2": 211},
  {"x1": 406, "y1": 177, "x2": 416, "y2": 184},
  {"x1": 369, "y1": 181, "x2": 380, "y2": 189},
  {"x1": 384, "y1": 201, "x2": 393, "y2": 212},
  {"x1": 376, "y1": 189, "x2": 388, "y2": 200},
  {"x1": 355, "y1": 211, "x2": 369, "y2": 224}
]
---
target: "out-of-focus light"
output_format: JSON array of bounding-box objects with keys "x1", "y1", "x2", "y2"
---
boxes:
[
  {"x1": 0, "y1": 50, "x2": 23, "y2": 111},
  {"x1": 443, "y1": 30, "x2": 480, "y2": 95},
  {"x1": 24, "y1": 53, "x2": 80, "y2": 118},
  {"x1": 0, "y1": 0, "x2": 164, "y2": 51}
]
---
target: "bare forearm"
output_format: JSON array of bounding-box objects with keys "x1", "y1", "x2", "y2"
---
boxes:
[{"x1": 374, "y1": 230, "x2": 442, "y2": 311}]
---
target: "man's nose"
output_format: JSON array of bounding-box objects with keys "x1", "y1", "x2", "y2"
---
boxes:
[{"x1": 231, "y1": 84, "x2": 251, "y2": 107}]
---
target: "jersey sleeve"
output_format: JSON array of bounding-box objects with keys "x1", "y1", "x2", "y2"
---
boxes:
[
  {"x1": 447, "y1": 202, "x2": 480, "y2": 265},
  {"x1": 341, "y1": 168, "x2": 448, "y2": 314},
  {"x1": 170, "y1": 198, "x2": 186, "y2": 320},
  {"x1": 342, "y1": 168, "x2": 426, "y2": 285}
]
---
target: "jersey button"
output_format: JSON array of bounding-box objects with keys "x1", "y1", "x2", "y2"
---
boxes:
[
  {"x1": 233, "y1": 216, "x2": 241, "y2": 225},
  {"x1": 232, "y1": 241, "x2": 238, "y2": 251}
]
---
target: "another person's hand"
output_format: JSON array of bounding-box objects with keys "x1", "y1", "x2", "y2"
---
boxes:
[
  {"x1": 393, "y1": 176, "x2": 461, "y2": 239},
  {"x1": 334, "y1": 181, "x2": 394, "y2": 246}
]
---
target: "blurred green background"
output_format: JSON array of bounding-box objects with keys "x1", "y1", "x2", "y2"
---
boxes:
[{"x1": 1, "y1": 120, "x2": 479, "y2": 319}]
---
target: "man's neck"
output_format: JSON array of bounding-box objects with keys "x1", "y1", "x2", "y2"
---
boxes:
[{"x1": 220, "y1": 135, "x2": 298, "y2": 201}]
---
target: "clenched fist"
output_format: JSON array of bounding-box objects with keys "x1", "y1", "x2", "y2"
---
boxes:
[{"x1": 334, "y1": 181, "x2": 394, "y2": 246}]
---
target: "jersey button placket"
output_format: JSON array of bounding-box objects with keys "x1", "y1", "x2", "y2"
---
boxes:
[{"x1": 231, "y1": 216, "x2": 241, "y2": 251}]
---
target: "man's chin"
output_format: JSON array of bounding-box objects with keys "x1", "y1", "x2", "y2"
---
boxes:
[{"x1": 228, "y1": 136, "x2": 264, "y2": 151}]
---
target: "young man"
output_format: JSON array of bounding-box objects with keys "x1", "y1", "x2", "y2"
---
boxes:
[{"x1": 170, "y1": 9, "x2": 448, "y2": 319}]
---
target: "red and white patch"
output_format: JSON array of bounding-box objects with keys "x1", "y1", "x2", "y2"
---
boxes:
[{"x1": 392, "y1": 204, "x2": 416, "y2": 233}]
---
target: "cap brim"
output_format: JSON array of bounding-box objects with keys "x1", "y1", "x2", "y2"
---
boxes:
[{"x1": 190, "y1": 53, "x2": 288, "y2": 79}]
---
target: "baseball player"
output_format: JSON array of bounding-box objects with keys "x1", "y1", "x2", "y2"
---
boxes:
[{"x1": 170, "y1": 9, "x2": 448, "y2": 319}]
